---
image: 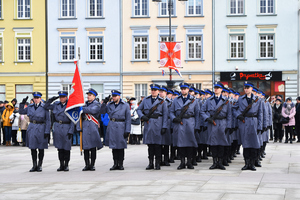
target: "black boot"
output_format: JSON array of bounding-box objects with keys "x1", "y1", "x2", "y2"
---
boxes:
[
  {"x1": 164, "y1": 157, "x2": 170, "y2": 166},
  {"x1": 170, "y1": 146, "x2": 175, "y2": 163},
  {"x1": 223, "y1": 157, "x2": 229, "y2": 166},
  {"x1": 202, "y1": 146, "x2": 208, "y2": 160},
  {"x1": 177, "y1": 157, "x2": 186, "y2": 170},
  {"x1": 82, "y1": 159, "x2": 90, "y2": 171},
  {"x1": 57, "y1": 160, "x2": 64, "y2": 172},
  {"x1": 255, "y1": 159, "x2": 262, "y2": 167},
  {"x1": 29, "y1": 160, "x2": 37, "y2": 172},
  {"x1": 155, "y1": 159, "x2": 161, "y2": 170},
  {"x1": 186, "y1": 158, "x2": 194, "y2": 169},
  {"x1": 110, "y1": 160, "x2": 118, "y2": 170},
  {"x1": 118, "y1": 160, "x2": 124, "y2": 170},
  {"x1": 36, "y1": 160, "x2": 43, "y2": 172},
  {"x1": 192, "y1": 157, "x2": 198, "y2": 166},
  {"x1": 146, "y1": 159, "x2": 154, "y2": 170},
  {"x1": 230, "y1": 152, "x2": 234, "y2": 160},
  {"x1": 248, "y1": 159, "x2": 256, "y2": 171},
  {"x1": 236, "y1": 145, "x2": 241, "y2": 154},
  {"x1": 218, "y1": 158, "x2": 226, "y2": 170},
  {"x1": 241, "y1": 159, "x2": 249, "y2": 170},
  {"x1": 209, "y1": 158, "x2": 218, "y2": 170},
  {"x1": 64, "y1": 160, "x2": 69, "y2": 171},
  {"x1": 227, "y1": 157, "x2": 232, "y2": 163}
]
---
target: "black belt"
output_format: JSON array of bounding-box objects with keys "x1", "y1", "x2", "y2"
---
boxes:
[
  {"x1": 182, "y1": 114, "x2": 195, "y2": 119},
  {"x1": 30, "y1": 120, "x2": 45, "y2": 124},
  {"x1": 245, "y1": 114, "x2": 258, "y2": 118},
  {"x1": 111, "y1": 118, "x2": 125, "y2": 122},
  {"x1": 214, "y1": 116, "x2": 226, "y2": 120},
  {"x1": 55, "y1": 120, "x2": 71, "y2": 124},
  {"x1": 149, "y1": 114, "x2": 163, "y2": 119}
]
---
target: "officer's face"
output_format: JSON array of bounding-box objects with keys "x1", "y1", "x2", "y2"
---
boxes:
[
  {"x1": 244, "y1": 86, "x2": 252, "y2": 95},
  {"x1": 87, "y1": 93, "x2": 95, "y2": 102},
  {"x1": 112, "y1": 95, "x2": 120, "y2": 103},
  {"x1": 214, "y1": 87, "x2": 222, "y2": 95},
  {"x1": 181, "y1": 88, "x2": 189, "y2": 96},
  {"x1": 60, "y1": 96, "x2": 67, "y2": 104},
  {"x1": 33, "y1": 97, "x2": 41, "y2": 104},
  {"x1": 167, "y1": 93, "x2": 173, "y2": 99},
  {"x1": 235, "y1": 95, "x2": 239, "y2": 100},
  {"x1": 189, "y1": 91, "x2": 195, "y2": 96},
  {"x1": 205, "y1": 93, "x2": 211, "y2": 99},
  {"x1": 222, "y1": 91, "x2": 228, "y2": 97},
  {"x1": 172, "y1": 95, "x2": 178, "y2": 99},
  {"x1": 159, "y1": 90, "x2": 166, "y2": 98},
  {"x1": 151, "y1": 89, "x2": 159, "y2": 97}
]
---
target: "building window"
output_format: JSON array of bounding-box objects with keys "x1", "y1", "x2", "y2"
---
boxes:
[
  {"x1": 134, "y1": 0, "x2": 148, "y2": 17},
  {"x1": 160, "y1": 0, "x2": 175, "y2": 16},
  {"x1": 89, "y1": 37, "x2": 103, "y2": 61},
  {"x1": 260, "y1": 0, "x2": 274, "y2": 14},
  {"x1": 17, "y1": 39, "x2": 30, "y2": 61},
  {"x1": 61, "y1": 0, "x2": 75, "y2": 18},
  {"x1": 15, "y1": 85, "x2": 32, "y2": 102},
  {"x1": 18, "y1": 0, "x2": 31, "y2": 19},
  {"x1": 260, "y1": 34, "x2": 274, "y2": 58},
  {"x1": 230, "y1": 35, "x2": 244, "y2": 59},
  {"x1": 0, "y1": 85, "x2": 5, "y2": 101},
  {"x1": 62, "y1": 84, "x2": 72, "y2": 97},
  {"x1": 0, "y1": 0, "x2": 2, "y2": 19},
  {"x1": 61, "y1": 38, "x2": 75, "y2": 61},
  {"x1": 188, "y1": 36, "x2": 202, "y2": 59},
  {"x1": 0, "y1": 38, "x2": 2, "y2": 61},
  {"x1": 89, "y1": 0, "x2": 103, "y2": 17},
  {"x1": 90, "y1": 84, "x2": 104, "y2": 100},
  {"x1": 134, "y1": 36, "x2": 148, "y2": 60},
  {"x1": 187, "y1": 0, "x2": 202, "y2": 16},
  {"x1": 190, "y1": 83, "x2": 202, "y2": 89},
  {"x1": 230, "y1": 0, "x2": 244, "y2": 15},
  {"x1": 135, "y1": 84, "x2": 147, "y2": 101}
]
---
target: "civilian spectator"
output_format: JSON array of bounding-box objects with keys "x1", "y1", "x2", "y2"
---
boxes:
[
  {"x1": 1, "y1": 102, "x2": 14, "y2": 146},
  {"x1": 19, "y1": 102, "x2": 30, "y2": 146},
  {"x1": 10, "y1": 104, "x2": 20, "y2": 146},
  {"x1": 282, "y1": 97, "x2": 296, "y2": 144},
  {"x1": 273, "y1": 99, "x2": 283, "y2": 142}
]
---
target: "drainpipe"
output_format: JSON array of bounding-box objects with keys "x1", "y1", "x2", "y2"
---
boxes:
[
  {"x1": 120, "y1": 0, "x2": 123, "y2": 96},
  {"x1": 45, "y1": 0, "x2": 48, "y2": 99},
  {"x1": 212, "y1": 0, "x2": 215, "y2": 88}
]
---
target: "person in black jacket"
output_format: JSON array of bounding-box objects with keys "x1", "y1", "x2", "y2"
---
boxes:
[
  {"x1": 295, "y1": 97, "x2": 300, "y2": 143},
  {"x1": 273, "y1": 98, "x2": 283, "y2": 142}
]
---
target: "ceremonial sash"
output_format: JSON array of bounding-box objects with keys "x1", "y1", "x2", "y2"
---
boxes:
[{"x1": 85, "y1": 113, "x2": 100, "y2": 126}]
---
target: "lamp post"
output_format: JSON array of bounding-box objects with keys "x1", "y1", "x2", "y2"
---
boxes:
[{"x1": 153, "y1": 0, "x2": 187, "y2": 89}]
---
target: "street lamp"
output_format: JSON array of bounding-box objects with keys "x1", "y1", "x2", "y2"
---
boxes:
[{"x1": 152, "y1": 0, "x2": 187, "y2": 89}]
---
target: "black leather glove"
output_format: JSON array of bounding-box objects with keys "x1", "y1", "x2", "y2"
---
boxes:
[
  {"x1": 267, "y1": 126, "x2": 271, "y2": 130},
  {"x1": 124, "y1": 132, "x2": 130, "y2": 139},
  {"x1": 257, "y1": 130, "x2": 261, "y2": 135},
  {"x1": 103, "y1": 95, "x2": 111, "y2": 104},
  {"x1": 173, "y1": 117, "x2": 182, "y2": 124},
  {"x1": 206, "y1": 117, "x2": 214, "y2": 125},
  {"x1": 21, "y1": 96, "x2": 29, "y2": 104},
  {"x1": 49, "y1": 96, "x2": 59, "y2": 102},
  {"x1": 68, "y1": 133, "x2": 72, "y2": 140},
  {"x1": 237, "y1": 115, "x2": 245, "y2": 122},
  {"x1": 161, "y1": 128, "x2": 167, "y2": 135},
  {"x1": 141, "y1": 115, "x2": 149, "y2": 122},
  {"x1": 234, "y1": 127, "x2": 238, "y2": 131},
  {"x1": 229, "y1": 128, "x2": 234, "y2": 135},
  {"x1": 203, "y1": 126, "x2": 208, "y2": 131},
  {"x1": 44, "y1": 134, "x2": 49, "y2": 139},
  {"x1": 200, "y1": 126, "x2": 203, "y2": 132}
]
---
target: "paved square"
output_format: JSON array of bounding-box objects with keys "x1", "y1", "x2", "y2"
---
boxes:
[{"x1": 0, "y1": 141, "x2": 300, "y2": 200}]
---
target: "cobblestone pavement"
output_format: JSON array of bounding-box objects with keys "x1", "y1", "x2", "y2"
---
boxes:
[{"x1": 0, "y1": 141, "x2": 300, "y2": 200}]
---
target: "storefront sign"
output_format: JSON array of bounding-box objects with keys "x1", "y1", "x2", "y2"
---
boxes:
[
  {"x1": 274, "y1": 81, "x2": 285, "y2": 92},
  {"x1": 220, "y1": 71, "x2": 282, "y2": 81}
]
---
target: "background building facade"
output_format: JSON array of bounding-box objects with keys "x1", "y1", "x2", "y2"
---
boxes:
[
  {"x1": 122, "y1": 0, "x2": 213, "y2": 100},
  {"x1": 0, "y1": 0, "x2": 46, "y2": 102},
  {"x1": 47, "y1": 0, "x2": 121, "y2": 100},
  {"x1": 214, "y1": 0, "x2": 299, "y2": 100}
]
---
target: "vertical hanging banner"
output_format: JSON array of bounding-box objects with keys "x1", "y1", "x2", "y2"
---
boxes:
[
  {"x1": 64, "y1": 60, "x2": 85, "y2": 124},
  {"x1": 160, "y1": 42, "x2": 182, "y2": 68}
]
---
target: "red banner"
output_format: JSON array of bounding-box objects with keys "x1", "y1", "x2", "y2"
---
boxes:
[{"x1": 160, "y1": 42, "x2": 181, "y2": 68}]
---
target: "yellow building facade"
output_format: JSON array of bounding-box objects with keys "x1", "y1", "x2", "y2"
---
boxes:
[
  {"x1": 123, "y1": 0, "x2": 212, "y2": 99},
  {"x1": 0, "y1": 0, "x2": 46, "y2": 102}
]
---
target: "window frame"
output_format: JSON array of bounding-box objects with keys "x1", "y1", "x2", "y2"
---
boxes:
[
  {"x1": 60, "y1": 37, "x2": 76, "y2": 61},
  {"x1": 132, "y1": 0, "x2": 149, "y2": 17},
  {"x1": 62, "y1": 84, "x2": 72, "y2": 98},
  {"x1": 135, "y1": 83, "x2": 148, "y2": 101},
  {"x1": 17, "y1": 38, "x2": 31, "y2": 62},
  {"x1": 186, "y1": 0, "x2": 203, "y2": 17},
  {"x1": 15, "y1": 84, "x2": 33, "y2": 103},
  {"x1": 17, "y1": 0, "x2": 31, "y2": 19},
  {"x1": 258, "y1": 0, "x2": 275, "y2": 15},
  {"x1": 229, "y1": 34, "x2": 245, "y2": 59},
  {"x1": 158, "y1": 0, "x2": 176, "y2": 17},
  {"x1": 259, "y1": 34, "x2": 275, "y2": 59},
  {"x1": 228, "y1": 0, "x2": 245, "y2": 15},
  {"x1": 61, "y1": 0, "x2": 76, "y2": 18},
  {"x1": 0, "y1": 0, "x2": 2, "y2": 19},
  {"x1": 133, "y1": 36, "x2": 148, "y2": 61},
  {"x1": 88, "y1": 36, "x2": 104, "y2": 61},
  {"x1": 88, "y1": 0, "x2": 104, "y2": 18},
  {"x1": 0, "y1": 85, "x2": 5, "y2": 101},
  {"x1": 0, "y1": 32, "x2": 3, "y2": 62}
]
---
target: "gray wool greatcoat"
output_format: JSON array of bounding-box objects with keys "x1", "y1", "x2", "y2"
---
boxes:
[
  {"x1": 199, "y1": 99, "x2": 209, "y2": 145},
  {"x1": 19, "y1": 103, "x2": 51, "y2": 150},
  {"x1": 235, "y1": 94, "x2": 263, "y2": 149},
  {"x1": 262, "y1": 101, "x2": 272, "y2": 143},
  {"x1": 137, "y1": 95, "x2": 168, "y2": 145},
  {"x1": 76, "y1": 100, "x2": 103, "y2": 150},
  {"x1": 200, "y1": 95, "x2": 232, "y2": 146},
  {"x1": 44, "y1": 100, "x2": 74, "y2": 151},
  {"x1": 100, "y1": 99, "x2": 131, "y2": 149},
  {"x1": 161, "y1": 97, "x2": 172, "y2": 146},
  {"x1": 169, "y1": 95, "x2": 200, "y2": 148}
]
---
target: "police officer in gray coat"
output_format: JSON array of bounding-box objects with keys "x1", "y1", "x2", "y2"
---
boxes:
[
  {"x1": 137, "y1": 84, "x2": 168, "y2": 170},
  {"x1": 170, "y1": 83, "x2": 200, "y2": 170},
  {"x1": 100, "y1": 90, "x2": 131, "y2": 170},
  {"x1": 235, "y1": 82, "x2": 263, "y2": 171},
  {"x1": 44, "y1": 91, "x2": 74, "y2": 172},
  {"x1": 19, "y1": 92, "x2": 51, "y2": 172},
  {"x1": 200, "y1": 82, "x2": 232, "y2": 170},
  {"x1": 78, "y1": 88, "x2": 103, "y2": 171}
]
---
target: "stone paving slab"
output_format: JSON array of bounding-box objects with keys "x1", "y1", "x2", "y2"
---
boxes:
[{"x1": 0, "y1": 141, "x2": 300, "y2": 199}]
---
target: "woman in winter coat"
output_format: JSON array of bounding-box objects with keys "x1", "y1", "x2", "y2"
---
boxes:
[
  {"x1": 282, "y1": 97, "x2": 296, "y2": 143},
  {"x1": 9, "y1": 104, "x2": 20, "y2": 146},
  {"x1": 273, "y1": 99, "x2": 283, "y2": 142},
  {"x1": 130, "y1": 101, "x2": 141, "y2": 144},
  {"x1": 1, "y1": 102, "x2": 14, "y2": 146}
]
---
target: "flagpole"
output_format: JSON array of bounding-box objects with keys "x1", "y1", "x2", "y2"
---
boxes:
[{"x1": 78, "y1": 47, "x2": 83, "y2": 156}]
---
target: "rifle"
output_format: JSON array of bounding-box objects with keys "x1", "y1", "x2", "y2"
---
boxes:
[
  {"x1": 178, "y1": 99, "x2": 195, "y2": 125},
  {"x1": 240, "y1": 97, "x2": 259, "y2": 123},
  {"x1": 211, "y1": 99, "x2": 229, "y2": 126},
  {"x1": 143, "y1": 99, "x2": 165, "y2": 124}
]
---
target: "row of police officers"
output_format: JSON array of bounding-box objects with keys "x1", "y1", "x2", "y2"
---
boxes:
[{"x1": 19, "y1": 80, "x2": 271, "y2": 172}]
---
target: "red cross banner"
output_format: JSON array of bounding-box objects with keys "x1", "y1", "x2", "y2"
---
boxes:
[{"x1": 160, "y1": 42, "x2": 182, "y2": 68}]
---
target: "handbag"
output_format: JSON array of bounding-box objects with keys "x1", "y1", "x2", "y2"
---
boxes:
[
  {"x1": 17, "y1": 128, "x2": 22, "y2": 142},
  {"x1": 131, "y1": 110, "x2": 140, "y2": 125},
  {"x1": 279, "y1": 117, "x2": 289, "y2": 124}
]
